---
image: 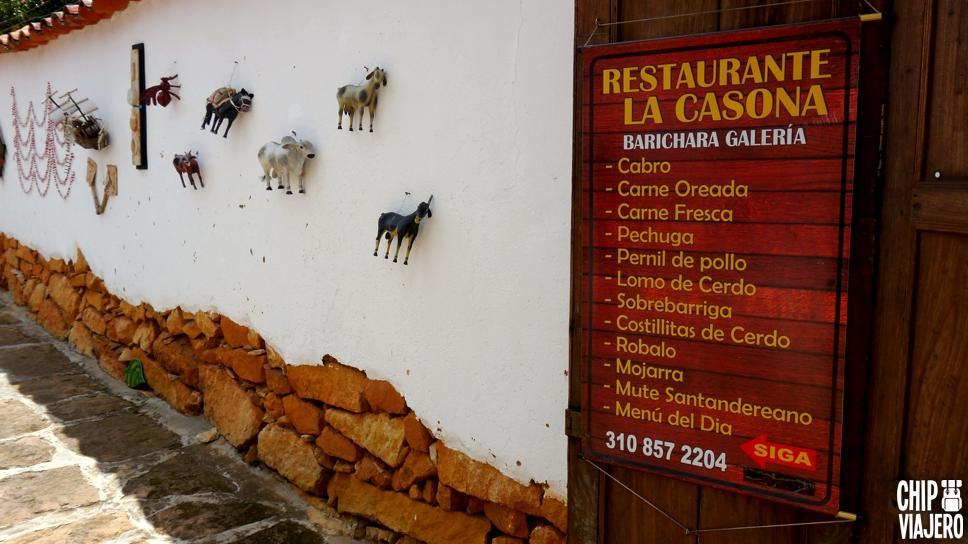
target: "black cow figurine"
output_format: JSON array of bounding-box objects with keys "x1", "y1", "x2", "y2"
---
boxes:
[
  {"x1": 201, "y1": 87, "x2": 254, "y2": 138},
  {"x1": 374, "y1": 195, "x2": 433, "y2": 265}
]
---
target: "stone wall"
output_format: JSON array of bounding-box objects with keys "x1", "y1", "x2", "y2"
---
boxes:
[{"x1": 0, "y1": 233, "x2": 567, "y2": 544}]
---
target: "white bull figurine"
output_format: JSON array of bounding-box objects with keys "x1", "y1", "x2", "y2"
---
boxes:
[{"x1": 258, "y1": 132, "x2": 317, "y2": 194}]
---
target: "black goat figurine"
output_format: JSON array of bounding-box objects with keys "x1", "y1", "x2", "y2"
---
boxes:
[{"x1": 374, "y1": 196, "x2": 433, "y2": 265}]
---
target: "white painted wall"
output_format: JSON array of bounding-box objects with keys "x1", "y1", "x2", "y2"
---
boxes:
[{"x1": 0, "y1": 1, "x2": 574, "y2": 496}]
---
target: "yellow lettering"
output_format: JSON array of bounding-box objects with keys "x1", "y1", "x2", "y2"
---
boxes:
[
  {"x1": 746, "y1": 88, "x2": 772, "y2": 119},
  {"x1": 640, "y1": 65, "x2": 658, "y2": 91},
  {"x1": 810, "y1": 49, "x2": 831, "y2": 79},
  {"x1": 721, "y1": 90, "x2": 745, "y2": 120},
  {"x1": 802, "y1": 84, "x2": 828, "y2": 116},
  {"x1": 675, "y1": 94, "x2": 699, "y2": 122},
  {"x1": 676, "y1": 62, "x2": 696, "y2": 89},
  {"x1": 742, "y1": 57, "x2": 764, "y2": 84},
  {"x1": 602, "y1": 68, "x2": 621, "y2": 94},
  {"x1": 720, "y1": 58, "x2": 741, "y2": 86},
  {"x1": 622, "y1": 67, "x2": 638, "y2": 93},
  {"x1": 787, "y1": 51, "x2": 810, "y2": 80}
]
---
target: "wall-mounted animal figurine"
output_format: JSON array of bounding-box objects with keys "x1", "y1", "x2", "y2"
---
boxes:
[
  {"x1": 258, "y1": 132, "x2": 317, "y2": 194},
  {"x1": 173, "y1": 151, "x2": 203, "y2": 189},
  {"x1": 337, "y1": 66, "x2": 387, "y2": 132},
  {"x1": 201, "y1": 87, "x2": 253, "y2": 138},
  {"x1": 141, "y1": 75, "x2": 180, "y2": 107},
  {"x1": 374, "y1": 195, "x2": 433, "y2": 265}
]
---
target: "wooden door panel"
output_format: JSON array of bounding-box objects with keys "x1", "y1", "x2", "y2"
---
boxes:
[
  {"x1": 618, "y1": 1, "x2": 718, "y2": 41},
  {"x1": 718, "y1": 0, "x2": 848, "y2": 30},
  {"x1": 924, "y1": 0, "x2": 968, "y2": 179},
  {"x1": 903, "y1": 232, "x2": 968, "y2": 481},
  {"x1": 603, "y1": 469, "x2": 698, "y2": 543}
]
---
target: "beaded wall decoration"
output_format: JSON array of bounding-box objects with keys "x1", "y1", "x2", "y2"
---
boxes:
[{"x1": 9, "y1": 83, "x2": 76, "y2": 198}]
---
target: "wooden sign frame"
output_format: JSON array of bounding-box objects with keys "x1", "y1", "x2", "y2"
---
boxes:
[{"x1": 578, "y1": 18, "x2": 861, "y2": 514}]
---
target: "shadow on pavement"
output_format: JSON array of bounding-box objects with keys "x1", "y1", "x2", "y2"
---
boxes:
[{"x1": 0, "y1": 300, "x2": 340, "y2": 544}]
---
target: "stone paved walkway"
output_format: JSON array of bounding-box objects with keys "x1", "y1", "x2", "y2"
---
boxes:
[{"x1": 0, "y1": 293, "x2": 362, "y2": 544}]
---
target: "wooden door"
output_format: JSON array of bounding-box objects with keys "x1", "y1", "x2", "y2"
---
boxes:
[
  {"x1": 568, "y1": 1, "x2": 968, "y2": 542},
  {"x1": 860, "y1": 0, "x2": 968, "y2": 541}
]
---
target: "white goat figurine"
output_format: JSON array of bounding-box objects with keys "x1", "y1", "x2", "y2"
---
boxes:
[
  {"x1": 337, "y1": 66, "x2": 387, "y2": 132},
  {"x1": 258, "y1": 132, "x2": 317, "y2": 194}
]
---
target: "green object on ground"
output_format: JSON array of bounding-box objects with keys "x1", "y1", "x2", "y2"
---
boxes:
[{"x1": 124, "y1": 359, "x2": 147, "y2": 389}]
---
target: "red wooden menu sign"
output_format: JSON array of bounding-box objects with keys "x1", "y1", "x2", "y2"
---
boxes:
[{"x1": 579, "y1": 19, "x2": 860, "y2": 514}]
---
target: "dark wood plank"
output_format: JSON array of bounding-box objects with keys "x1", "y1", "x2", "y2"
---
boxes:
[
  {"x1": 619, "y1": 0, "x2": 720, "y2": 42},
  {"x1": 923, "y1": 0, "x2": 968, "y2": 180},
  {"x1": 569, "y1": 2, "x2": 614, "y2": 543},
  {"x1": 718, "y1": 0, "x2": 849, "y2": 31},
  {"x1": 902, "y1": 233, "x2": 968, "y2": 485},
  {"x1": 603, "y1": 467, "x2": 698, "y2": 544},
  {"x1": 857, "y1": 0, "x2": 929, "y2": 541},
  {"x1": 912, "y1": 182, "x2": 968, "y2": 234}
]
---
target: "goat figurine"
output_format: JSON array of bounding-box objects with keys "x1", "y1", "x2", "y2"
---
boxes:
[
  {"x1": 337, "y1": 66, "x2": 387, "y2": 132},
  {"x1": 173, "y1": 151, "x2": 203, "y2": 189},
  {"x1": 374, "y1": 195, "x2": 433, "y2": 265}
]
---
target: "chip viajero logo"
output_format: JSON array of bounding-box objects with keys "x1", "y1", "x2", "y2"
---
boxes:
[{"x1": 897, "y1": 479, "x2": 964, "y2": 540}]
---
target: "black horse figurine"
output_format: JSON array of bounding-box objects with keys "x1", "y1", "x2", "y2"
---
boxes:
[{"x1": 201, "y1": 88, "x2": 254, "y2": 138}]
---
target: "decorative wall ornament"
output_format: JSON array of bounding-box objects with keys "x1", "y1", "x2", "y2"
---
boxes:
[
  {"x1": 49, "y1": 89, "x2": 109, "y2": 150},
  {"x1": 128, "y1": 43, "x2": 148, "y2": 169},
  {"x1": 86, "y1": 158, "x2": 117, "y2": 215},
  {"x1": 173, "y1": 151, "x2": 203, "y2": 189},
  {"x1": 201, "y1": 87, "x2": 253, "y2": 138},
  {"x1": 258, "y1": 132, "x2": 316, "y2": 194},
  {"x1": 141, "y1": 75, "x2": 180, "y2": 107},
  {"x1": 9, "y1": 83, "x2": 76, "y2": 198},
  {"x1": 373, "y1": 195, "x2": 433, "y2": 265},
  {"x1": 337, "y1": 66, "x2": 387, "y2": 132}
]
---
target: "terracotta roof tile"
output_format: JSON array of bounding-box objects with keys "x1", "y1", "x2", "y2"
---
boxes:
[{"x1": 0, "y1": 0, "x2": 135, "y2": 54}]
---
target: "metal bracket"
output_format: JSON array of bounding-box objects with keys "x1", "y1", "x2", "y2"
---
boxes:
[{"x1": 565, "y1": 408, "x2": 583, "y2": 438}]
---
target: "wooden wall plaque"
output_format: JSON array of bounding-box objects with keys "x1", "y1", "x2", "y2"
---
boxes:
[
  {"x1": 579, "y1": 19, "x2": 860, "y2": 514},
  {"x1": 130, "y1": 43, "x2": 147, "y2": 169}
]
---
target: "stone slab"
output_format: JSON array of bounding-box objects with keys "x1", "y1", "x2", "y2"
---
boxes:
[
  {"x1": 13, "y1": 372, "x2": 107, "y2": 404},
  {"x1": 0, "y1": 344, "x2": 76, "y2": 382},
  {"x1": 122, "y1": 446, "x2": 238, "y2": 500},
  {"x1": 4, "y1": 511, "x2": 137, "y2": 544},
  {"x1": 0, "y1": 466, "x2": 99, "y2": 527},
  {"x1": 0, "y1": 436, "x2": 55, "y2": 469},
  {"x1": 56, "y1": 412, "x2": 181, "y2": 463},
  {"x1": 0, "y1": 399, "x2": 47, "y2": 439},
  {"x1": 230, "y1": 521, "x2": 329, "y2": 544},
  {"x1": 45, "y1": 393, "x2": 134, "y2": 422},
  {"x1": 0, "y1": 326, "x2": 37, "y2": 346},
  {"x1": 148, "y1": 500, "x2": 280, "y2": 540}
]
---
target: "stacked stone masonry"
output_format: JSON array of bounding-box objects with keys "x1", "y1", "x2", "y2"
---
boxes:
[{"x1": 0, "y1": 233, "x2": 567, "y2": 544}]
